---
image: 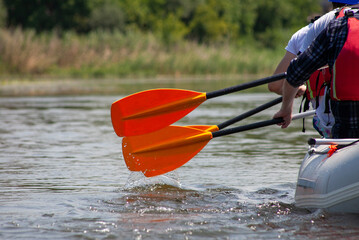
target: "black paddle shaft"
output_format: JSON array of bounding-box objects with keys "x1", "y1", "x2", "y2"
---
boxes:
[
  {"x1": 212, "y1": 118, "x2": 283, "y2": 138},
  {"x1": 212, "y1": 111, "x2": 315, "y2": 138},
  {"x1": 217, "y1": 97, "x2": 282, "y2": 130},
  {"x1": 205, "y1": 72, "x2": 287, "y2": 100}
]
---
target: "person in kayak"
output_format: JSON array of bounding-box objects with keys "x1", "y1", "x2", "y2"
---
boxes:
[
  {"x1": 274, "y1": 6, "x2": 359, "y2": 138},
  {"x1": 269, "y1": 0, "x2": 359, "y2": 138}
]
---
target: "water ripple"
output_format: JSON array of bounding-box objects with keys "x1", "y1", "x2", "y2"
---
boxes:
[{"x1": 1, "y1": 94, "x2": 359, "y2": 239}]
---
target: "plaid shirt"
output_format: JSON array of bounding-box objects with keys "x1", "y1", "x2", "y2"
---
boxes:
[
  {"x1": 286, "y1": 16, "x2": 349, "y2": 87},
  {"x1": 287, "y1": 12, "x2": 359, "y2": 138}
]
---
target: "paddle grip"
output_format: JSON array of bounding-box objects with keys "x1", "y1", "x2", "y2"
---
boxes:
[
  {"x1": 205, "y1": 72, "x2": 286, "y2": 100},
  {"x1": 213, "y1": 118, "x2": 283, "y2": 138},
  {"x1": 217, "y1": 97, "x2": 282, "y2": 130}
]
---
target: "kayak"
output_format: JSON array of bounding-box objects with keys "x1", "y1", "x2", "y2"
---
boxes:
[{"x1": 295, "y1": 138, "x2": 359, "y2": 213}]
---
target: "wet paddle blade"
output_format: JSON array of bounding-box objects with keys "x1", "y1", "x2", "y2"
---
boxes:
[
  {"x1": 111, "y1": 89, "x2": 206, "y2": 137},
  {"x1": 122, "y1": 126, "x2": 213, "y2": 177}
]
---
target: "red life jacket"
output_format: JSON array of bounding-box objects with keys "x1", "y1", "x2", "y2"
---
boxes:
[
  {"x1": 331, "y1": 14, "x2": 359, "y2": 100},
  {"x1": 305, "y1": 67, "x2": 331, "y2": 100},
  {"x1": 336, "y1": 7, "x2": 346, "y2": 18},
  {"x1": 304, "y1": 7, "x2": 348, "y2": 100}
]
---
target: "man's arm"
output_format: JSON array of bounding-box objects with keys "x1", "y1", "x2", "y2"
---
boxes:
[
  {"x1": 273, "y1": 80, "x2": 298, "y2": 128},
  {"x1": 273, "y1": 21, "x2": 334, "y2": 128},
  {"x1": 268, "y1": 51, "x2": 306, "y2": 97},
  {"x1": 268, "y1": 51, "x2": 296, "y2": 95}
]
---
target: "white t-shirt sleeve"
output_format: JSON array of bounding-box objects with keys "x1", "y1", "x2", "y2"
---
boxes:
[
  {"x1": 299, "y1": 10, "x2": 337, "y2": 53},
  {"x1": 285, "y1": 25, "x2": 311, "y2": 55}
]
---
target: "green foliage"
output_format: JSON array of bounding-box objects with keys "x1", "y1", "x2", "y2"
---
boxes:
[
  {"x1": 2, "y1": 0, "x2": 323, "y2": 47},
  {"x1": 0, "y1": 0, "x2": 6, "y2": 28},
  {"x1": 154, "y1": 13, "x2": 189, "y2": 45},
  {"x1": 253, "y1": 0, "x2": 321, "y2": 48},
  {"x1": 189, "y1": 2, "x2": 229, "y2": 43},
  {"x1": 254, "y1": 0, "x2": 321, "y2": 31},
  {"x1": 4, "y1": 0, "x2": 91, "y2": 32},
  {"x1": 88, "y1": 1, "x2": 125, "y2": 31}
]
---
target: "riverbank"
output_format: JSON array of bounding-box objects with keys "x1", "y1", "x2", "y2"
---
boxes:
[
  {"x1": 0, "y1": 28, "x2": 287, "y2": 97},
  {"x1": 0, "y1": 74, "x2": 272, "y2": 97},
  {"x1": 0, "y1": 29, "x2": 285, "y2": 79}
]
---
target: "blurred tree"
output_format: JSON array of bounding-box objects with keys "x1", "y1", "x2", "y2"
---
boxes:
[
  {"x1": 154, "y1": 13, "x2": 188, "y2": 45},
  {"x1": 219, "y1": 0, "x2": 258, "y2": 38},
  {"x1": 0, "y1": 0, "x2": 6, "y2": 28},
  {"x1": 4, "y1": 0, "x2": 91, "y2": 32},
  {"x1": 253, "y1": 0, "x2": 321, "y2": 48},
  {"x1": 2, "y1": 0, "x2": 323, "y2": 46},
  {"x1": 119, "y1": 0, "x2": 191, "y2": 44},
  {"x1": 89, "y1": 1, "x2": 125, "y2": 31},
  {"x1": 188, "y1": 0, "x2": 229, "y2": 43},
  {"x1": 118, "y1": 0, "x2": 151, "y2": 31}
]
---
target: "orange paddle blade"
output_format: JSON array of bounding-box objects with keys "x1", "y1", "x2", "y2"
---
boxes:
[
  {"x1": 122, "y1": 126, "x2": 213, "y2": 177},
  {"x1": 187, "y1": 125, "x2": 219, "y2": 132},
  {"x1": 111, "y1": 89, "x2": 206, "y2": 137}
]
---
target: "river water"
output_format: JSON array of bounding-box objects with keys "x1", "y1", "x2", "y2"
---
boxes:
[{"x1": 1, "y1": 93, "x2": 359, "y2": 239}]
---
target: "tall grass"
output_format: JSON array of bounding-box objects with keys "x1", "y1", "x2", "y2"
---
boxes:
[{"x1": 0, "y1": 28, "x2": 287, "y2": 79}]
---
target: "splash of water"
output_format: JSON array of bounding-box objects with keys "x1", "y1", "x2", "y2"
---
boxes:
[{"x1": 124, "y1": 171, "x2": 182, "y2": 190}]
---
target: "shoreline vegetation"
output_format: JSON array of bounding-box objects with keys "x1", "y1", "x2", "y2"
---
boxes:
[
  {"x1": 0, "y1": 28, "x2": 286, "y2": 96},
  {"x1": 0, "y1": 0, "x2": 324, "y2": 96}
]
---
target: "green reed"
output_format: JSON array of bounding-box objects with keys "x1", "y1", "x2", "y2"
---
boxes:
[{"x1": 0, "y1": 28, "x2": 287, "y2": 79}]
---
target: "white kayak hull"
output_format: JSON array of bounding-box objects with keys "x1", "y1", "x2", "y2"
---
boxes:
[{"x1": 295, "y1": 139, "x2": 359, "y2": 213}]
